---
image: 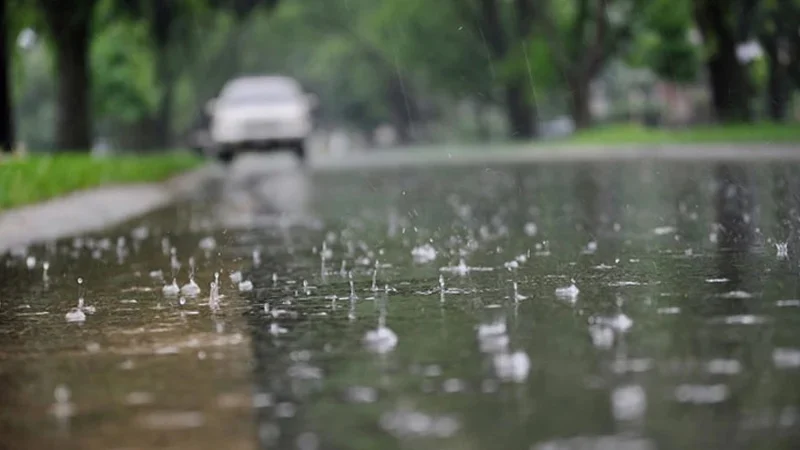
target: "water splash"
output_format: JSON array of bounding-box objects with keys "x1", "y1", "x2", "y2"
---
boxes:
[
  {"x1": 239, "y1": 279, "x2": 254, "y2": 292},
  {"x1": 411, "y1": 243, "x2": 437, "y2": 264},
  {"x1": 555, "y1": 279, "x2": 579, "y2": 301},
  {"x1": 349, "y1": 271, "x2": 358, "y2": 299},
  {"x1": 131, "y1": 225, "x2": 149, "y2": 241},
  {"x1": 776, "y1": 241, "x2": 789, "y2": 259},
  {"x1": 493, "y1": 351, "x2": 531, "y2": 383},
  {"x1": 50, "y1": 384, "x2": 75, "y2": 419},
  {"x1": 163, "y1": 278, "x2": 180, "y2": 296},
  {"x1": 348, "y1": 295, "x2": 357, "y2": 321},
  {"x1": 209, "y1": 275, "x2": 221, "y2": 311},
  {"x1": 773, "y1": 348, "x2": 800, "y2": 368},
  {"x1": 512, "y1": 281, "x2": 527, "y2": 302},
  {"x1": 363, "y1": 322, "x2": 398, "y2": 354},
  {"x1": 77, "y1": 277, "x2": 95, "y2": 313},
  {"x1": 64, "y1": 307, "x2": 86, "y2": 323},
  {"x1": 269, "y1": 323, "x2": 288, "y2": 336},
  {"x1": 588, "y1": 323, "x2": 614, "y2": 349},
  {"x1": 612, "y1": 384, "x2": 647, "y2": 422},
  {"x1": 370, "y1": 260, "x2": 379, "y2": 292},
  {"x1": 116, "y1": 236, "x2": 127, "y2": 264},
  {"x1": 477, "y1": 316, "x2": 509, "y2": 354},
  {"x1": 675, "y1": 384, "x2": 729, "y2": 404},
  {"x1": 65, "y1": 277, "x2": 92, "y2": 322},
  {"x1": 180, "y1": 278, "x2": 201, "y2": 296},
  {"x1": 229, "y1": 270, "x2": 243, "y2": 284},
  {"x1": 170, "y1": 247, "x2": 180, "y2": 274},
  {"x1": 441, "y1": 258, "x2": 469, "y2": 276},
  {"x1": 524, "y1": 222, "x2": 538, "y2": 236},
  {"x1": 199, "y1": 236, "x2": 217, "y2": 251},
  {"x1": 321, "y1": 241, "x2": 333, "y2": 260}
]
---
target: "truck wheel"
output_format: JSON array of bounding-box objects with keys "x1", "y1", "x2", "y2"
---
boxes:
[
  {"x1": 218, "y1": 150, "x2": 235, "y2": 165},
  {"x1": 293, "y1": 141, "x2": 307, "y2": 163}
]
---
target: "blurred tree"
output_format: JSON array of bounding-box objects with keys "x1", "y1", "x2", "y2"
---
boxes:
[
  {"x1": 112, "y1": 0, "x2": 278, "y2": 148},
  {"x1": 540, "y1": 0, "x2": 646, "y2": 129},
  {"x1": 454, "y1": 0, "x2": 541, "y2": 138},
  {"x1": 91, "y1": 12, "x2": 159, "y2": 147},
  {"x1": 753, "y1": 0, "x2": 797, "y2": 121},
  {"x1": 8, "y1": 0, "x2": 792, "y2": 152},
  {"x1": 379, "y1": 0, "x2": 502, "y2": 140},
  {"x1": 13, "y1": 33, "x2": 56, "y2": 151},
  {"x1": 133, "y1": 1, "x2": 182, "y2": 148},
  {"x1": 631, "y1": 0, "x2": 699, "y2": 83},
  {"x1": 257, "y1": 0, "x2": 422, "y2": 143},
  {"x1": 37, "y1": 0, "x2": 97, "y2": 150},
  {"x1": 692, "y1": 0, "x2": 753, "y2": 122},
  {"x1": 1, "y1": 0, "x2": 12, "y2": 152},
  {"x1": 790, "y1": 5, "x2": 800, "y2": 90},
  {"x1": 8, "y1": 0, "x2": 56, "y2": 150}
]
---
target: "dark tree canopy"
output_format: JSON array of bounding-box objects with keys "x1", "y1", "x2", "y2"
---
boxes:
[
  {"x1": 1, "y1": 0, "x2": 796, "y2": 151},
  {"x1": 1, "y1": 0, "x2": 13, "y2": 152}
]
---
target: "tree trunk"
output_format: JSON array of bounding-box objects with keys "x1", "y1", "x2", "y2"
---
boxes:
[
  {"x1": 706, "y1": 52, "x2": 752, "y2": 123},
  {"x1": 387, "y1": 74, "x2": 417, "y2": 145},
  {"x1": 47, "y1": 8, "x2": 93, "y2": 150},
  {"x1": 693, "y1": 0, "x2": 752, "y2": 123},
  {"x1": 569, "y1": 77, "x2": 592, "y2": 129},
  {"x1": 505, "y1": 80, "x2": 536, "y2": 139},
  {"x1": 0, "y1": 0, "x2": 13, "y2": 153},
  {"x1": 762, "y1": 36, "x2": 790, "y2": 122},
  {"x1": 150, "y1": 1, "x2": 174, "y2": 150},
  {"x1": 153, "y1": 44, "x2": 173, "y2": 149}
]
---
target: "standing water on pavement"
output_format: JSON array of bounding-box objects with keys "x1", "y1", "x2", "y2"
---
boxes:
[{"x1": 1, "y1": 160, "x2": 800, "y2": 449}]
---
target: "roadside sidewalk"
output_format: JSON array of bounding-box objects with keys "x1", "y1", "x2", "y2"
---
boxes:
[{"x1": 0, "y1": 165, "x2": 217, "y2": 253}]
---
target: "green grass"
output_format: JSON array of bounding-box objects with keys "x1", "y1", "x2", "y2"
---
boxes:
[
  {"x1": 401, "y1": 122, "x2": 800, "y2": 155},
  {"x1": 0, "y1": 152, "x2": 202, "y2": 210},
  {"x1": 564, "y1": 122, "x2": 800, "y2": 145}
]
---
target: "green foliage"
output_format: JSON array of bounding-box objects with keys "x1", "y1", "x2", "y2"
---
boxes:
[
  {"x1": 565, "y1": 122, "x2": 800, "y2": 144},
  {"x1": 0, "y1": 152, "x2": 201, "y2": 210},
  {"x1": 12, "y1": 33, "x2": 55, "y2": 150},
  {"x1": 6, "y1": 0, "x2": 797, "y2": 150},
  {"x1": 500, "y1": 37, "x2": 560, "y2": 100},
  {"x1": 630, "y1": 0, "x2": 699, "y2": 83},
  {"x1": 91, "y1": 17, "x2": 159, "y2": 125},
  {"x1": 232, "y1": 0, "x2": 403, "y2": 130},
  {"x1": 7, "y1": 0, "x2": 44, "y2": 39}
]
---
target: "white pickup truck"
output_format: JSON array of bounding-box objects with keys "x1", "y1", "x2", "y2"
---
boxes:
[{"x1": 204, "y1": 75, "x2": 316, "y2": 164}]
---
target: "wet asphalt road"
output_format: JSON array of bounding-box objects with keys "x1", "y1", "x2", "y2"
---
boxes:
[{"x1": 2, "y1": 151, "x2": 800, "y2": 450}]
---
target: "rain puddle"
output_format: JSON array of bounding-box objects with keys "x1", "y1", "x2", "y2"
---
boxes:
[{"x1": 2, "y1": 160, "x2": 800, "y2": 449}]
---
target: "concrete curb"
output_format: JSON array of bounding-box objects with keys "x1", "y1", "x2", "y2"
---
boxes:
[
  {"x1": 0, "y1": 165, "x2": 216, "y2": 254},
  {"x1": 313, "y1": 143, "x2": 800, "y2": 171}
]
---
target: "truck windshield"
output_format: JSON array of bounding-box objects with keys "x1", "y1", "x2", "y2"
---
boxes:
[{"x1": 220, "y1": 84, "x2": 299, "y2": 104}]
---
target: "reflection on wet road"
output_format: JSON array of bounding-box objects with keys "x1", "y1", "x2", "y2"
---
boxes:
[{"x1": 2, "y1": 155, "x2": 800, "y2": 449}]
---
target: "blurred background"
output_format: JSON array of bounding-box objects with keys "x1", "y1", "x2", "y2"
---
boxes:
[{"x1": 0, "y1": 0, "x2": 798, "y2": 154}]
